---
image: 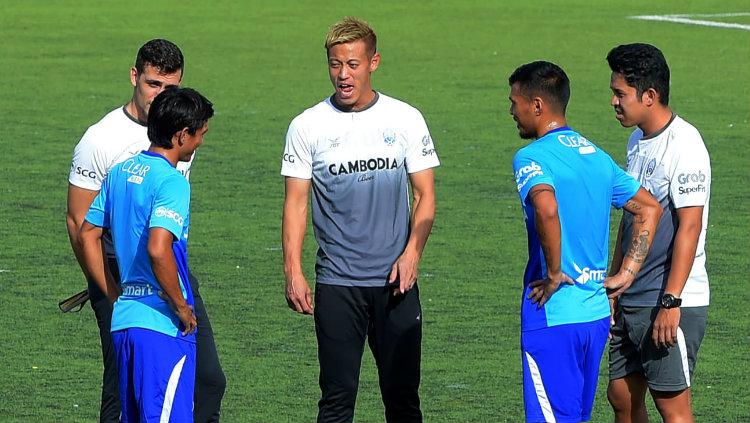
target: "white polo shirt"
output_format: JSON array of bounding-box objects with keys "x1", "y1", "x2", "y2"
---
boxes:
[
  {"x1": 69, "y1": 106, "x2": 193, "y2": 191},
  {"x1": 620, "y1": 115, "x2": 711, "y2": 307}
]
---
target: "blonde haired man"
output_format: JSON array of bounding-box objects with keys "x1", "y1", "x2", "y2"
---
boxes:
[{"x1": 282, "y1": 17, "x2": 439, "y2": 422}]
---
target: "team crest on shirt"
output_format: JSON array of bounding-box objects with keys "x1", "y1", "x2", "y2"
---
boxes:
[
  {"x1": 645, "y1": 158, "x2": 657, "y2": 177},
  {"x1": 383, "y1": 130, "x2": 396, "y2": 146}
]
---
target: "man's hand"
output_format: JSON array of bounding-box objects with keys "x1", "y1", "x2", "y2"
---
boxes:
[
  {"x1": 528, "y1": 271, "x2": 573, "y2": 306},
  {"x1": 285, "y1": 274, "x2": 313, "y2": 314},
  {"x1": 175, "y1": 303, "x2": 198, "y2": 336},
  {"x1": 604, "y1": 269, "x2": 636, "y2": 299},
  {"x1": 158, "y1": 291, "x2": 197, "y2": 335},
  {"x1": 652, "y1": 307, "x2": 680, "y2": 349},
  {"x1": 389, "y1": 250, "x2": 420, "y2": 296}
]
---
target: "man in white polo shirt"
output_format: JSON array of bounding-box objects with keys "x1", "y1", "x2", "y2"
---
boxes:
[
  {"x1": 281, "y1": 17, "x2": 439, "y2": 423},
  {"x1": 605, "y1": 43, "x2": 711, "y2": 423}
]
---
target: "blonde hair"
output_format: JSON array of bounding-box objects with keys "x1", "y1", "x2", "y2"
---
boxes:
[{"x1": 325, "y1": 17, "x2": 377, "y2": 56}]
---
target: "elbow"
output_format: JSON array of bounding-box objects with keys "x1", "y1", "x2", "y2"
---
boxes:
[{"x1": 535, "y1": 203, "x2": 558, "y2": 222}]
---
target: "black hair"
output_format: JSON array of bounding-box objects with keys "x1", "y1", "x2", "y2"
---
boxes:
[
  {"x1": 147, "y1": 87, "x2": 214, "y2": 149},
  {"x1": 135, "y1": 39, "x2": 184, "y2": 75},
  {"x1": 606, "y1": 43, "x2": 670, "y2": 105},
  {"x1": 508, "y1": 61, "x2": 570, "y2": 113}
]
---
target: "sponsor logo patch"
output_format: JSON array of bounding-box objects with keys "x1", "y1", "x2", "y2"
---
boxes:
[
  {"x1": 283, "y1": 153, "x2": 295, "y2": 163},
  {"x1": 514, "y1": 161, "x2": 543, "y2": 192},
  {"x1": 154, "y1": 206, "x2": 185, "y2": 226},
  {"x1": 573, "y1": 263, "x2": 606, "y2": 284},
  {"x1": 557, "y1": 134, "x2": 596, "y2": 155}
]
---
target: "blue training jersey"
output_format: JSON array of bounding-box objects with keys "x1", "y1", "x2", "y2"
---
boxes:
[
  {"x1": 86, "y1": 151, "x2": 195, "y2": 342},
  {"x1": 512, "y1": 127, "x2": 640, "y2": 331}
]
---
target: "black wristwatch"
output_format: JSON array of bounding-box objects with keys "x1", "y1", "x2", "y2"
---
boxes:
[{"x1": 660, "y1": 293, "x2": 682, "y2": 309}]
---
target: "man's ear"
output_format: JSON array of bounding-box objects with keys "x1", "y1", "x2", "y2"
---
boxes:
[
  {"x1": 174, "y1": 128, "x2": 188, "y2": 147},
  {"x1": 130, "y1": 67, "x2": 138, "y2": 88},
  {"x1": 533, "y1": 97, "x2": 543, "y2": 116},
  {"x1": 642, "y1": 88, "x2": 658, "y2": 107}
]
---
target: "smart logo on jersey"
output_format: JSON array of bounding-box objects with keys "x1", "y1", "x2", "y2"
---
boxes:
[
  {"x1": 573, "y1": 263, "x2": 606, "y2": 284},
  {"x1": 154, "y1": 206, "x2": 185, "y2": 226},
  {"x1": 677, "y1": 171, "x2": 707, "y2": 195},
  {"x1": 328, "y1": 157, "x2": 400, "y2": 175},
  {"x1": 515, "y1": 161, "x2": 543, "y2": 191},
  {"x1": 557, "y1": 134, "x2": 595, "y2": 155}
]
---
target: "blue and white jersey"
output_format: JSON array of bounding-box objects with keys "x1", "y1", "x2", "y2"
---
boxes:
[
  {"x1": 86, "y1": 151, "x2": 195, "y2": 342},
  {"x1": 281, "y1": 93, "x2": 440, "y2": 287},
  {"x1": 512, "y1": 127, "x2": 640, "y2": 331}
]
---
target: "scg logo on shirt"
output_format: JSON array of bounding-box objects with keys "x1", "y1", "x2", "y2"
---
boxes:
[
  {"x1": 515, "y1": 161, "x2": 543, "y2": 191},
  {"x1": 154, "y1": 206, "x2": 185, "y2": 226},
  {"x1": 74, "y1": 166, "x2": 96, "y2": 179},
  {"x1": 283, "y1": 153, "x2": 295, "y2": 163}
]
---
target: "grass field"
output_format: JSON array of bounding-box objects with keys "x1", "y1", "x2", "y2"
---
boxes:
[{"x1": 0, "y1": 1, "x2": 748, "y2": 422}]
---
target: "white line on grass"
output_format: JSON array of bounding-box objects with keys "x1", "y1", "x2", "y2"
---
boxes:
[{"x1": 630, "y1": 14, "x2": 750, "y2": 31}]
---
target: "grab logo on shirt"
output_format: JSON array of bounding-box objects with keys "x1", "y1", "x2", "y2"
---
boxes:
[
  {"x1": 515, "y1": 161, "x2": 543, "y2": 192},
  {"x1": 154, "y1": 206, "x2": 185, "y2": 226},
  {"x1": 677, "y1": 171, "x2": 707, "y2": 196}
]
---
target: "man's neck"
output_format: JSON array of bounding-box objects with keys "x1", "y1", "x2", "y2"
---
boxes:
[
  {"x1": 147, "y1": 145, "x2": 179, "y2": 167},
  {"x1": 536, "y1": 116, "x2": 568, "y2": 138},
  {"x1": 638, "y1": 106, "x2": 673, "y2": 137},
  {"x1": 124, "y1": 99, "x2": 147, "y2": 125}
]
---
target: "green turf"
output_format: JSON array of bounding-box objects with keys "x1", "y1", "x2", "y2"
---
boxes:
[{"x1": 0, "y1": 1, "x2": 748, "y2": 421}]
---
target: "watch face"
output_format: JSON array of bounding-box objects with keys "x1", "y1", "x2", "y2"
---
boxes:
[{"x1": 661, "y1": 294, "x2": 679, "y2": 308}]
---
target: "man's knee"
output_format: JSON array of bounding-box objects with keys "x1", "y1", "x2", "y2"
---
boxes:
[{"x1": 652, "y1": 388, "x2": 694, "y2": 422}]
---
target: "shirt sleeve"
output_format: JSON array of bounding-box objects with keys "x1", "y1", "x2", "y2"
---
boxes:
[
  {"x1": 280, "y1": 117, "x2": 313, "y2": 179},
  {"x1": 149, "y1": 176, "x2": 190, "y2": 240},
  {"x1": 667, "y1": 135, "x2": 711, "y2": 209},
  {"x1": 512, "y1": 149, "x2": 554, "y2": 204},
  {"x1": 68, "y1": 126, "x2": 110, "y2": 191},
  {"x1": 404, "y1": 109, "x2": 440, "y2": 174},
  {"x1": 84, "y1": 176, "x2": 110, "y2": 228},
  {"x1": 609, "y1": 155, "x2": 641, "y2": 208}
]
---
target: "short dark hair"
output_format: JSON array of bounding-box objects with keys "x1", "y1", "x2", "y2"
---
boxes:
[
  {"x1": 606, "y1": 43, "x2": 670, "y2": 105},
  {"x1": 508, "y1": 61, "x2": 570, "y2": 113},
  {"x1": 135, "y1": 39, "x2": 184, "y2": 75},
  {"x1": 147, "y1": 87, "x2": 214, "y2": 149}
]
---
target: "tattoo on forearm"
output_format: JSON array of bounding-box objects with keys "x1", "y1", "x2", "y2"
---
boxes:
[
  {"x1": 626, "y1": 229, "x2": 650, "y2": 263},
  {"x1": 624, "y1": 267, "x2": 636, "y2": 277}
]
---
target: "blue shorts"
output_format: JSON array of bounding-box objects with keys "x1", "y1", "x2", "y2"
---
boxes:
[
  {"x1": 521, "y1": 317, "x2": 609, "y2": 423},
  {"x1": 112, "y1": 328, "x2": 196, "y2": 423}
]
